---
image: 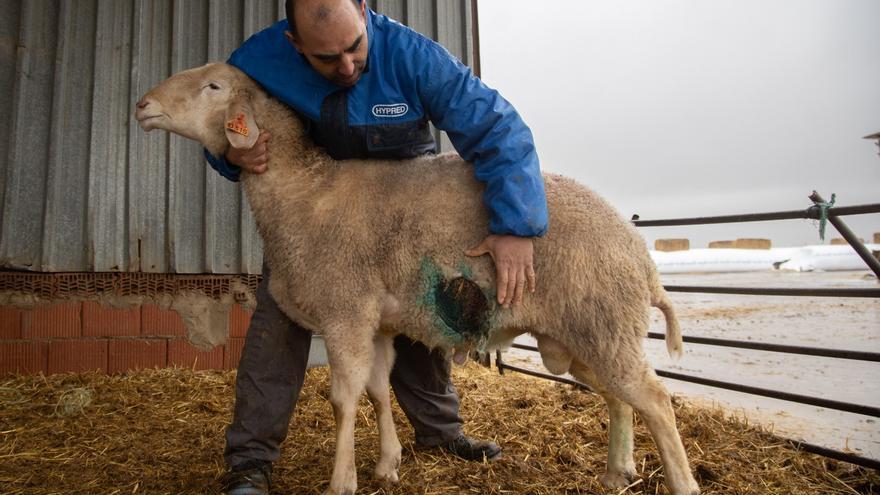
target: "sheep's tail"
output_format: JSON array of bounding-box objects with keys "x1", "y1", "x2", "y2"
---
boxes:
[{"x1": 651, "y1": 283, "x2": 683, "y2": 360}]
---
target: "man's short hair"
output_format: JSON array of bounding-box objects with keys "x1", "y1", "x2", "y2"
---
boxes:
[{"x1": 285, "y1": 0, "x2": 363, "y2": 39}]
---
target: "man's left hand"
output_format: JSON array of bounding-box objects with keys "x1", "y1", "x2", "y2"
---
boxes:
[{"x1": 465, "y1": 235, "x2": 536, "y2": 308}]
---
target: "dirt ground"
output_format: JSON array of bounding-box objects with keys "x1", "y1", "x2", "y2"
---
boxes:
[
  {"x1": 507, "y1": 269, "x2": 880, "y2": 462},
  {"x1": 1, "y1": 272, "x2": 876, "y2": 493},
  {"x1": 2, "y1": 365, "x2": 878, "y2": 494}
]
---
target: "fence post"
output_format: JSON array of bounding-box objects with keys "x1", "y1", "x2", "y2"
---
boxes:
[{"x1": 809, "y1": 191, "x2": 880, "y2": 278}]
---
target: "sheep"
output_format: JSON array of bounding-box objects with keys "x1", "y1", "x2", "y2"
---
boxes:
[{"x1": 134, "y1": 62, "x2": 700, "y2": 495}]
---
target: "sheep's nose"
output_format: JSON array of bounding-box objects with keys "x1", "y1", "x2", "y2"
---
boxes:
[{"x1": 136, "y1": 99, "x2": 150, "y2": 110}]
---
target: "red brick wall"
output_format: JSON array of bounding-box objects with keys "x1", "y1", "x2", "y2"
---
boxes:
[{"x1": 0, "y1": 301, "x2": 253, "y2": 375}]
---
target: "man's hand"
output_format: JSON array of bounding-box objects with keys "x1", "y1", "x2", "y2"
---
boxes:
[
  {"x1": 226, "y1": 130, "x2": 271, "y2": 174},
  {"x1": 465, "y1": 234, "x2": 536, "y2": 308}
]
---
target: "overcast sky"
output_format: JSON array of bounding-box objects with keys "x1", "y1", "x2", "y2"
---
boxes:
[{"x1": 477, "y1": 0, "x2": 879, "y2": 248}]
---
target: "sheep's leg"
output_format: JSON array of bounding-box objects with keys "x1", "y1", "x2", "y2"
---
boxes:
[
  {"x1": 323, "y1": 327, "x2": 376, "y2": 495},
  {"x1": 593, "y1": 356, "x2": 700, "y2": 495},
  {"x1": 569, "y1": 361, "x2": 637, "y2": 489},
  {"x1": 365, "y1": 333, "x2": 402, "y2": 483},
  {"x1": 537, "y1": 335, "x2": 637, "y2": 488}
]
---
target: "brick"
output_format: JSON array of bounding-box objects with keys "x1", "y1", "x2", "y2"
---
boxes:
[
  {"x1": 229, "y1": 305, "x2": 253, "y2": 338},
  {"x1": 48, "y1": 340, "x2": 108, "y2": 374},
  {"x1": 82, "y1": 301, "x2": 140, "y2": 337},
  {"x1": 22, "y1": 302, "x2": 82, "y2": 339},
  {"x1": 109, "y1": 339, "x2": 168, "y2": 373},
  {"x1": 0, "y1": 306, "x2": 23, "y2": 339},
  {"x1": 141, "y1": 304, "x2": 187, "y2": 337},
  {"x1": 0, "y1": 342, "x2": 47, "y2": 374},
  {"x1": 168, "y1": 340, "x2": 224, "y2": 370},
  {"x1": 224, "y1": 338, "x2": 246, "y2": 369}
]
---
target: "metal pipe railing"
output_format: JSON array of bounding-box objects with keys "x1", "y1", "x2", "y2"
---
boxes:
[
  {"x1": 644, "y1": 333, "x2": 880, "y2": 362},
  {"x1": 663, "y1": 285, "x2": 880, "y2": 298},
  {"x1": 633, "y1": 194, "x2": 880, "y2": 278},
  {"x1": 517, "y1": 337, "x2": 880, "y2": 363},
  {"x1": 787, "y1": 440, "x2": 880, "y2": 471},
  {"x1": 631, "y1": 202, "x2": 880, "y2": 227},
  {"x1": 653, "y1": 369, "x2": 880, "y2": 417}
]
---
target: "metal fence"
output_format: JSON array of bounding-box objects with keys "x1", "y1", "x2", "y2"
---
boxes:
[{"x1": 495, "y1": 191, "x2": 880, "y2": 470}]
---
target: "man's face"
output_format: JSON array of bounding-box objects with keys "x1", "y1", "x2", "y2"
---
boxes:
[{"x1": 286, "y1": 0, "x2": 369, "y2": 87}]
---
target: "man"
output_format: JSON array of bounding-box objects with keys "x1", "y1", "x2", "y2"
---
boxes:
[{"x1": 208, "y1": 1, "x2": 548, "y2": 493}]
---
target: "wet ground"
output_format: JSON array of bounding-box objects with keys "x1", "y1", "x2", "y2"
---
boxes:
[{"x1": 505, "y1": 270, "x2": 880, "y2": 462}]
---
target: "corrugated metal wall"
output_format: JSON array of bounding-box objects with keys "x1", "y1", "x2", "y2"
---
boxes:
[{"x1": 0, "y1": 0, "x2": 476, "y2": 274}]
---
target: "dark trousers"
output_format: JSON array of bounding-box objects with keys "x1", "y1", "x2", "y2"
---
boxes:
[{"x1": 224, "y1": 267, "x2": 463, "y2": 468}]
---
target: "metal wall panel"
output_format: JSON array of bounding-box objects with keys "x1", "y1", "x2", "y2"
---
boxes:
[
  {"x1": 42, "y1": 0, "x2": 97, "y2": 271},
  {"x1": 374, "y1": 0, "x2": 405, "y2": 24},
  {"x1": 1, "y1": 0, "x2": 58, "y2": 271},
  {"x1": 406, "y1": 0, "x2": 437, "y2": 41},
  {"x1": 205, "y1": 0, "x2": 245, "y2": 275},
  {"x1": 0, "y1": 0, "x2": 477, "y2": 274},
  {"x1": 0, "y1": 0, "x2": 22, "y2": 226},
  {"x1": 129, "y1": 0, "x2": 172, "y2": 273},
  {"x1": 89, "y1": 0, "x2": 134, "y2": 272},
  {"x1": 168, "y1": 0, "x2": 209, "y2": 274},
  {"x1": 434, "y1": 0, "x2": 473, "y2": 153}
]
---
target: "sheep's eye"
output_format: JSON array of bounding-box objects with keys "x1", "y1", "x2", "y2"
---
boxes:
[{"x1": 206, "y1": 82, "x2": 221, "y2": 90}]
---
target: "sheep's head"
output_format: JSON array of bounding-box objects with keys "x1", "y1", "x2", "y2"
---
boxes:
[{"x1": 135, "y1": 63, "x2": 260, "y2": 155}]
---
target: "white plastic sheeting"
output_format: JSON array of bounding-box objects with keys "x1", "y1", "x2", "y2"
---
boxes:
[
  {"x1": 777, "y1": 244, "x2": 880, "y2": 272},
  {"x1": 650, "y1": 244, "x2": 880, "y2": 273}
]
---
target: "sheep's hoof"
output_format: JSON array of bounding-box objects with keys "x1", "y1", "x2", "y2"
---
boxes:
[
  {"x1": 325, "y1": 470, "x2": 357, "y2": 495},
  {"x1": 599, "y1": 468, "x2": 638, "y2": 490},
  {"x1": 374, "y1": 467, "x2": 399, "y2": 484},
  {"x1": 374, "y1": 451, "x2": 401, "y2": 483}
]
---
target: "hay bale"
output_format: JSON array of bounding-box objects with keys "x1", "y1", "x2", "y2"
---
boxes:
[
  {"x1": 734, "y1": 238, "x2": 771, "y2": 249},
  {"x1": 830, "y1": 237, "x2": 863, "y2": 246},
  {"x1": 708, "y1": 240, "x2": 735, "y2": 249},
  {"x1": 874, "y1": 232, "x2": 879, "y2": 244},
  {"x1": 655, "y1": 238, "x2": 690, "y2": 252}
]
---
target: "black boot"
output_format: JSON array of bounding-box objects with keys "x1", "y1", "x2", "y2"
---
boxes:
[
  {"x1": 219, "y1": 461, "x2": 271, "y2": 495},
  {"x1": 439, "y1": 434, "x2": 502, "y2": 461}
]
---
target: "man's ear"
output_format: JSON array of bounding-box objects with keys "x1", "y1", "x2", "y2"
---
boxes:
[
  {"x1": 224, "y1": 93, "x2": 260, "y2": 150},
  {"x1": 284, "y1": 30, "x2": 303, "y2": 54}
]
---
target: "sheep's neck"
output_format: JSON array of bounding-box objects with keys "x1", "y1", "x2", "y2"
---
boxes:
[
  {"x1": 251, "y1": 95, "x2": 325, "y2": 174},
  {"x1": 237, "y1": 94, "x2": 330, "y2": 195},
  {"x1": 236, "y1": 93, "x2": 337, "y2": 239}
]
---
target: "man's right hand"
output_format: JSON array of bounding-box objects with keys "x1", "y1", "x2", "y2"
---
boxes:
[{"x1": 226, "y1": 130, "x2": 271, "y2": 174}]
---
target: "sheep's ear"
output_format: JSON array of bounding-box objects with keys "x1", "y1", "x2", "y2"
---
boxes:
[{"x1": 224, "y1": 96, "x2": 260, "y2": 150}]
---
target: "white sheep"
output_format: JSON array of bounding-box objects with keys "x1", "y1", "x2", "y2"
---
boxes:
[{"x1": 135, "y1": 63, "x2": 700, "y2": 495}]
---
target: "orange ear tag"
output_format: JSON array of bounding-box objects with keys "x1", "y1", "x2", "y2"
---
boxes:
[{"x1": 225, "y1": 113, "x2": 250, "y2": 137}]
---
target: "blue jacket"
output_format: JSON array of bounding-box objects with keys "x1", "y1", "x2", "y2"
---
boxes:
[{"x1": 206, "y1": 8, "x2": 548, "y2": 237}]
